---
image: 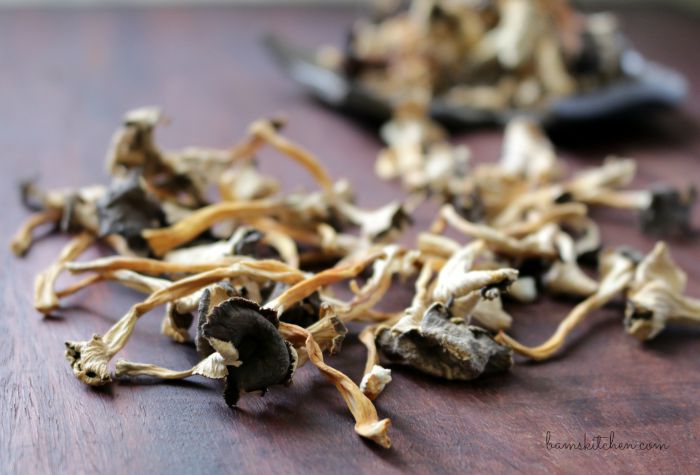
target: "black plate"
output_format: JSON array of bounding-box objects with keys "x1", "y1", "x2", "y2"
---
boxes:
[{"x1": 264, "y1": 34, "x2": 687, "y2": 127}]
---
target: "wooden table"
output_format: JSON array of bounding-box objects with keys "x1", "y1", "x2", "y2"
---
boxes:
[{"x1": 2, "y1": 5, "x2": 699, "y2": 474}]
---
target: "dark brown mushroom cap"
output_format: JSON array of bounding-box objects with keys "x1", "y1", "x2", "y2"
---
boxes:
[
  {"x1": 196, "y1": 283, "x2": 236, "y2": 357},
  {"x1": 623, "y1": 300, "x2": 655, "y2": 338},
  {"x1": 19, "y1": 178, "x2": 46, "y2": 212},
  {"x1": 616, "y1": 245, "x2": 644, "y2": 264},
  {"x1": 233, "y1": 228, "x2": 282, "y2": 261},
  {"x1": 110, "y1": 109, "x2": 207, "y2": 207},
  {"x1": 111, "y1": 109, "x2": 162, "y2": 175},
  {"x1": 202, "y1": 297, "x2": 294, "y2": 406},
  {"x1": 449, "y1": 189, "x2": 486, "y2": 223},
  {"x1": 262, "y1": 281, "x2": 322, "y2": 328},
  {"x1": 372, "y1": 204, "x2": 413, "y2": 241},
  {"x1": 96, "y1": 171, "x2": 166, "y2": 251},
  {"x1": 377, "y1": 302, "x2": 513, "y2": 380},
  {"x1": 640, "y1": 185, "x2": 696, "y2": 237},
  {"x1": 165, "y1": 302, "x2": 194, "y2": 339},
  {"x1": 480, "y1": 277, "x2": 516, "y2": 300}
]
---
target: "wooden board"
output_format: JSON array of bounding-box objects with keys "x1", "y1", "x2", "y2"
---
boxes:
[{"x1": 1, "y1": 5, "x2": 699, "y2": 474}]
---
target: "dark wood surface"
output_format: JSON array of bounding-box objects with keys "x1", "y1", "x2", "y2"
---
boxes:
[{"x1": 2, "y1": 5, "x2": 700, "y2": 474}]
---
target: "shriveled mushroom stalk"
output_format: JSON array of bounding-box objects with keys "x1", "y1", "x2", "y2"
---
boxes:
[
  {"x1": 496, "y1": 250, "x2": 635, "y2": 361},
  {"x1": 10, "y1": 208, "x2": 61, "y2": 256},
  {"x1": 624, "y1": 242, "x2": 700, "y2": 341},
  {"x1": 359, "y1": 259, "x2": 434, "y2": 400},
  {"x1": 34, "y1": 233, "x2": 95, "y2": 314},
  {"x1": 437, "y1": 204, "x2": 558, "y2": 259},
  {"x1": 280, "y1": 321, "x2": 392, "y2": 448}
]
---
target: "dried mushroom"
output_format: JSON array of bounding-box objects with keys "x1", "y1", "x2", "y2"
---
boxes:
[
  {"x1": 201, "y1": 297, "x2": 296, "y2": 405},
  {"x1": 264, "y1": 282, "x2": 322, "y2": 328},
  {"x1": 96, "y1": 170, "x2": 166, "y2": 252},
  {"x1": 12, "y1": 105, "x2": 700, "y2": 451},
  {"x1": 375, "y1": 246, "x2": 516, "y2": 379},
  {"x1": 624, "y1": 242, "x2": 700, "y2": 341},
  {"x1": 377, "y1": 302, "x2": 513, "y2": 380},
  {"x1": 496, "y1": 249, "x2": 635, "y2": 360}
]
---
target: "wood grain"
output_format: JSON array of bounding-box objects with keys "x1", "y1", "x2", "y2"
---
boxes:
[{"x1": 1, "y1": 5, "x2": 699, "y2": 474}]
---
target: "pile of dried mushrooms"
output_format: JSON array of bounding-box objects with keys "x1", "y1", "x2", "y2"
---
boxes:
[
  {"x1": 318, "y1": 0, "x2": 629, "y2": 113},
  {"x1": 12, "y1": 107, "x2": 698, "y2": 448}
]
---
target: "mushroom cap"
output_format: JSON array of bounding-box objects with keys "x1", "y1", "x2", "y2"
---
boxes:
[
  {"x1": 449, "y1": 189, "x2": 486, "y2": 223},
  {"x1": 624, "y1": 242, "x2": 696, "y2": 340},
  {"x1": 640, "y1": 185, "x2": 696, "y2": 237},
  {"x1": 624, "y1": 296, "x2": 665, "y2": 341},
  {"x1": 377, "y1": 302, "x2": 513, "y2": 380},
  {"x1": 262, "y1": 281, "x2": 322, "y2": 328},
  {"x1": 96, "y1": 171, "x2": 166, "y2": 251},
  {"x1": 196, "y1": 283, "x2": 237, "y2": 357},
  {"x1": 202, "y1": 297, "x2": 295, "y2": 406},
  {"x1": 232, "y1": 228, "x2": 281, "y2": 260}
]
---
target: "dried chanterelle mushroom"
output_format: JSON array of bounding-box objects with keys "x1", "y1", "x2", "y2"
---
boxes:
[
  {"x1": 12, "y1": 106, "x2": 698, "y2": 449},
  {"x1": 624, "y1": 242, "x2": 700, "y2": 341}
]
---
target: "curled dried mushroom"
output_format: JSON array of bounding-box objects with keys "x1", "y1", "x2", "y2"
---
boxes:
[
  {"x1": 378, "y1": 302, "x2": 513, "y2": 380},
  {"x1": 201, "y1": 297, "x2": 296, "y2": 405},
  {"x1": 624, "y1": 242, "x2": 700, "y2": 341}
]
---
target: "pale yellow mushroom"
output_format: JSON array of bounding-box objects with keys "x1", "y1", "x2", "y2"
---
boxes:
[
  {"x1": 496, "y1": 249, "x2": 635, "y2": 361},
  {"x1": 542, "y1": 231, "x2": 598, "y2": 297},
  {"x1": 624, "y1": 242, "x2": 700, "y2": 341}
]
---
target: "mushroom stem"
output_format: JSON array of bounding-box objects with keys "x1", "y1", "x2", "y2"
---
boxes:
[
  {"x1": 568, "y1": 158, "x2": 637, "y2": 195},
  {"x1": 359, "y1": 325, "x2": 382, "y2": 377},
  {"x1": 440, "y1": 204, "x2": 556, "y2": 258},
  {"x1": 115, "y1": 352, "x2": 227, "y2": 380},
  {"x1": 577, "y1": 189, "x2": 650, "y2": 209},
  {"x1": 496, "y1": 251, "x2": 634, "y2": 360},
  {"x1": 115, "y1": 362, "x2": 199, "y2": 380},
  {"x1": 336, "y1": 247, "x2": 405, "y2": 322},
  {"x1": 247, "y1": 120, "x2": 335, "y2": 193},
  {"x1": 56, "y1": 270, "x2": 172, "y2": 305},
  {"x1": 501, "y1": 202, "x2": 587, "y2": 236},
  {"x1": 142, "y1": 199, "x2": 288, "y2": 256},
  {"x1": 261, "y1": 230, "x2": 299, "y2": 268},
  {"x1": 66, "y1": 255, "x2": 243, "y2": 275},
  {"x1": 357, "y1": 309, "x2": 401, "y2": 401},
  {"x1": 55, "y1": 274, "x2": 107, "y2": 299},
  {"x1": 10, "y1": 209, "x2": 61, "y2": 256},
  {"x1": 490, "y1": 186, "x2": 560, "y2": 229},
  {"x1": 102, "y1": 234, "x2": 139, "y2": 257},
  {"x1": 264, "y1": 251, "x2": 383, "y2": 314},
  {"x1": 417, "y1": 232, "x2": 461, "y2": 258},
  {"x1": 291, "y1": 310, "x2": 348, "y2": 367},
  {"x1": 279, "y1": 322, "x2": 392, "y2": 448},
  {"x1": 34, "y1": 232, "x2": 95, "y2": 314},
  {"x1": 247, "y1": 217, "x2": 322, "y2": 247}
]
